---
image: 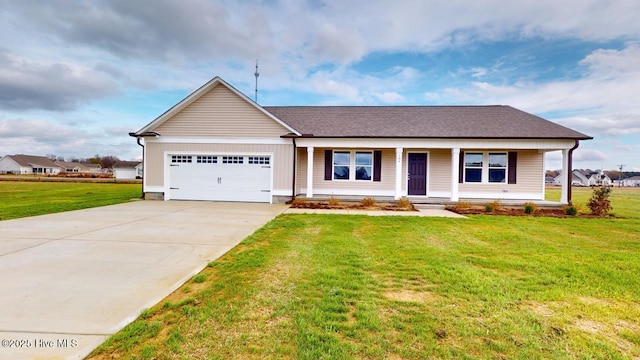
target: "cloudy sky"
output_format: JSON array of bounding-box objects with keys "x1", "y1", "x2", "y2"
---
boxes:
[{"x1": 1, "y1": 0, "x2": 638, "y2": 171}]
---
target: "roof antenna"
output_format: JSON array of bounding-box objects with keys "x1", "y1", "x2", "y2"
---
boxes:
[{"x1": 254, "y1": 59, "x2": 259, "y2": 103}]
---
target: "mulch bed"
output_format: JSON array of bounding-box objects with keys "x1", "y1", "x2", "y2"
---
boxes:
[
  {"x1": 290, "y1": 201, "x2": 415, "y2": 212},
  {"x1": 445, "y1": 206, "x2": 618, "y2": 218}
]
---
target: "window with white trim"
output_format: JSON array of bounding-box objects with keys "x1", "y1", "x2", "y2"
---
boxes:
[
  {"x1": 333, "y1": 150, "x2": 373, "y2": 181},
  {"x1": 196, "y1": 156, "x2": 217, "y2": 164},
  {"x1": 355, "y1": 152, "x2": 372, "y2": 180},
  {"x1": 171, "y1": 155, "x2": 192, "y2": 163},
  {"x1": 248, "y1": 156, "x2": 270, "y2": 165},
  {"x1": 488, "y1": 153, "x2": 507, "y2": 183},
  {"x1": 333, "y1": 151, "x2": 350, "y2": 180},
  {"x1": 464, "y1": 152, "x2": 507, "y2": 183},
  {"x1": 464, "y1": 153, "x2": 483, "y2": 182},
  {"x1": 222, "y1": 156, "x2": 243, "y2": 164}
]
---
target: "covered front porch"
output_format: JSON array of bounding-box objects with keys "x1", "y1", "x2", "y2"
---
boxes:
[
  {"x1": 293, "y1": 194, "x2": 565, "y2": 209},
  {"x1": 294, "y1": 138, "x2": 578, "y2": 205}
]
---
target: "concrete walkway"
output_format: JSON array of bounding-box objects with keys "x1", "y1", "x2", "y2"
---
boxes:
[
  {"x1": 284, "y1": 207, "x2": 466, "y2": 218},
  {"x1": 0, "y1": 201, "x2": 287, "y2": 360}
]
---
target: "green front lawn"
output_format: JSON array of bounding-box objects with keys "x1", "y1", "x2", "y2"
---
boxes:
[
  {"x1": 90, "y1": 188, "x2": 640, "y2": 359},
  {"x1": 0, "y1": 181, "x2": 141, "y2": 220}
]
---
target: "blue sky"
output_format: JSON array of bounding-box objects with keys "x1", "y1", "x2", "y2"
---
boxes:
[{"x1": 0, "y1": 0, "x2": 638, "y2": 171}]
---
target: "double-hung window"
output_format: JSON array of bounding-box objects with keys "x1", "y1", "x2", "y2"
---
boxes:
[
  {"x1": 464, "y1": 152, "x2": 507, "y2": 183},
  {"x1": 333, "y1": 150, "x2": 373, "y2": 181},
  {"x1": 333, "y1": 151, "x2": 350, "y2": 180},
  {"x1": 464, "y1": 153, "x2": 483, "y2": 182},
  {"x1": 488, "y1": 153, "x2": 507, "y2": 183},
  {"x1": 355, "y1": 152, "x2": 372, "y2": 180}
]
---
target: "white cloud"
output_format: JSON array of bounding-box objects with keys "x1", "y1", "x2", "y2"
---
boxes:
[
  {"x1": 311, "y1": 77, "x2": 360, "y2": 101},
  {"x1": 0, "y1": 50, "x2": 118, "y2": 111},
  {"x1": 0, "y1": 118, "x2": 139, "y2": 160},
  {"x1": 424, "y1": 43, "x2": 640, "y2": 138},
  {"x1": 573, "y1": 147, "x2": 608, "y2": 163},
  {"x1": 374, "y1": 91, "x2": 406, "y2": 103}
]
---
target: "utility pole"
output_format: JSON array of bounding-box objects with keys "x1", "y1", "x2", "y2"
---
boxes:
[
  {"x1": 254, "y1": 59, "x2": 259, "y2": 103},
  {"x1": 618, "y1": 164, "x2": 625, "y2": 188}
]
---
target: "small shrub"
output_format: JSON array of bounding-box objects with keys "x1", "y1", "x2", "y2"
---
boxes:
[
  {"x1": 361, "y1": 197, "x2": 377, "y2": 207},
  {"x1": 396, "y1": 197, "x2": 412, "y2": 209},
  {"x1": 587, "y1": 186, "x2": 612, "y2": 216},
  {"x1": 485, "y1": 203, "x2": 494, "y2": 213},
  {"x1": 453, "y1": 201, "x2": 473, "y2": 210},
  {"x1": 291, "y1": 198, "x2": 307, "y2": 206},
  {"x1": 564, "y1": 205, "x2": 578, "y2": 216},
  {"x1": 488, "y1": 200, "x2": 503, "y2": 211},
  {"x1": 328, "y1": 197, "x2": 341, "y2": 207},
  {"x1": 523, "y1": 202, "x2": 538, "y2": 214}
]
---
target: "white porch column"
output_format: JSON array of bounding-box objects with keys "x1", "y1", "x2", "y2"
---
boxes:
[
  {"x1": 560, "y1": 148, "x2": 570, "y2": 204},
  {"x1": 451, "y1": 148, "x2": 460, "y2": 202},
  {"x1": 306, "y1": 147, "x2": 314, "y2": 198},
  {"x1": 394, "y1": 147, "x2": 403, "y2": 199}
]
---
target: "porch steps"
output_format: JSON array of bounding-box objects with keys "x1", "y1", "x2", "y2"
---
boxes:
[{"x1": 413, "y1": 204, "x2": 446, "y2": 210}]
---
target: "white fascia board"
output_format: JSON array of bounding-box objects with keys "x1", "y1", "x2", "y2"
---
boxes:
[{"x1": 294, "y1": 138, "x2": 577, "y2": 150}]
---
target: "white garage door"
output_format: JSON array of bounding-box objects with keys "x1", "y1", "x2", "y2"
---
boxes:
[{"x1": 169, "y1": 154, "x2": 271, "y2": 203}]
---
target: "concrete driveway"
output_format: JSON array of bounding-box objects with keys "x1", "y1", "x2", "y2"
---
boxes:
[{"x1": 0, "y1": 200, "x2": 287, "y2": 360}]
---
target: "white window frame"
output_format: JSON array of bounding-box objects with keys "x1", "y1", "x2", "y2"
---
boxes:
[
  {"x1": 487, "y1": 153, "x2": 507, "y2": 184},
  {"x1": 463, "y1": 151, "x2": 508, "y2": 184},
  {"x1": 333, "y1": 150, "x2": 373, "y2": 182}
]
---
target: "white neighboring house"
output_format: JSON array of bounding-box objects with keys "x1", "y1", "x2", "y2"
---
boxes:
[
  {"x1": 587, "y1": 171, "x2": 612, "y2": 186},
  {"x1": 112, "y1": 161, "x2": 142, "y2": 179},
  {"x1": 0, "y1": 154, "x2": 61, "y2": 174},
  {"x1": 621, "y1": 176, "x2": 640, "y2": 187},
  {"x1": 55, "y1": 161, "x2": 103, "y2": 174},
  {"x1": 554, "y1": 170, "x2": 590, "y2": 186}
]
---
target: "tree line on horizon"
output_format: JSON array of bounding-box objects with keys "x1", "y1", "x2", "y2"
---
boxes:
[
  {"x1": 545, "y1": 169, "x2": 640, "y2": 180},
  {"x1": 46, "y1": 154, "x2": 122, "y2": 169}
]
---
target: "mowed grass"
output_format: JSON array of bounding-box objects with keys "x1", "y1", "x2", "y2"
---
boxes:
[
  {"x1": 90, "y1": 188, "x2": 640, "y2": 360},
  {"x1": 546, "y1": 186, "x2": 640, "y2": 218},
  {"x1": 0, "y1": 181, "x2": 141, "y2": 220}
]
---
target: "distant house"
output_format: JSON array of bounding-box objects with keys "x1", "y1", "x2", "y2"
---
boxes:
[
  {"x1": 621, "y1": 176, "x2": 640, "y2": 187},
  {"x1": 554, "y1": 170, "x2": 590, "y2": 187},
  {"x1": 55, "y1": 161, "x2": 102, "y2": 174},
  {"x1": 0, "y1": 154, "x2": 61, "y2": 175},
  {"x1": 545, "y1": 176, "x2": 556, "y2": 184},
  {"x1": 587, "y1": 171, "x2": 612, "y2": 187},
  {"x1": 112, "y1": 161, "x2": 142, "y2": 179}
]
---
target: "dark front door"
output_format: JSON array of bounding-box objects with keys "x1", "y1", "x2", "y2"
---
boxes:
[{"x1": 408, "y1": 153, "x2": 427, "y2": 196}]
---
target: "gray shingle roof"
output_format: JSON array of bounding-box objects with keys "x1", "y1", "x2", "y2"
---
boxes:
[
  {"x1": 264, "y1": 105, "x2": 592, "y2": 139},
  {"x1": 113, "y1": 161, "x2": 141, "y2": 169},
  {"x1": 6, "y1": 154, "x2": 60, "y2": 168}
]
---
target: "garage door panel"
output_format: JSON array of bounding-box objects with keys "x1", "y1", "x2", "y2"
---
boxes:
[{"x1": 169, "y1": 155, "x2": 271, "y2": 203}]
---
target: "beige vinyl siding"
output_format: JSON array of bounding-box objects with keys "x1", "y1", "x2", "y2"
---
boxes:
[
  {"x1": 306, "y1": 148, "x2": 396, "y2": 195},
  {"x1": 153, "y1": 84, "x2": 291, "y2": 137},
  {"x1": 145, "y1": 142, "x2": 293, "y2": 192},
  {"x1": 429, "y1": 149, "x2": 452, "y2": 193},
  {"x1": 459, "y1": 150, "x2": 543, "y2": 194}
]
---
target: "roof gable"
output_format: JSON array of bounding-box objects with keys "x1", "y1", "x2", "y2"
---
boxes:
[
  {"x1": 134, "y1": 77, "x2": 300, "y2": 137},
  {"x1": 265, "y1": 105, "x2": 592, "y2": 140}
]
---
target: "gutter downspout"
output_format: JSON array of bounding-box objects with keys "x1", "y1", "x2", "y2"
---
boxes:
[
  {"x1": 135, "y1": 137, "x2": 144, "y2": 199},
  {"x1": 129, "y1": 131, "x2": 159, "y2": 200},
  {"x1": 291, "y1": 137, "x2": 297, "y2": 201},
  {"x1": 567, "y1": 139, "x2": 580, "y2": 205}
]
